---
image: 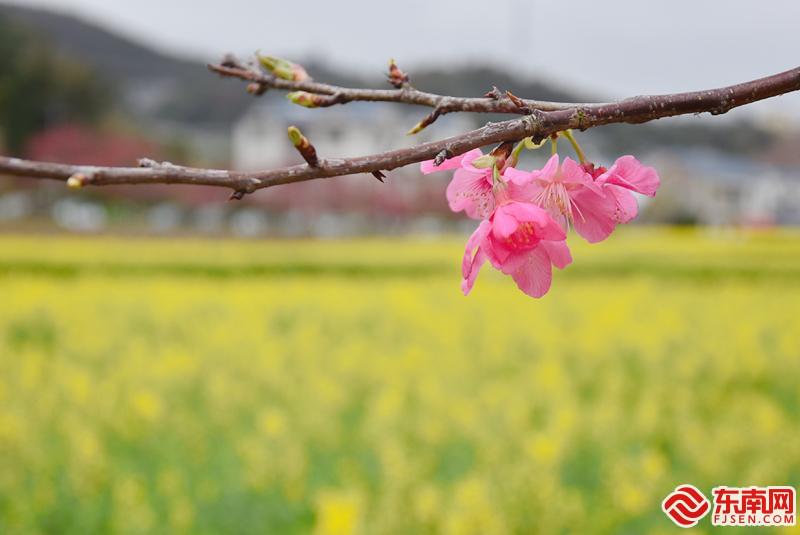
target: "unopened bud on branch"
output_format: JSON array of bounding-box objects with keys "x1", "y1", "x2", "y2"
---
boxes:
[
  {"x1": 387, "y1": 58, "x2": 409, "y2": 88},
  {"x1": 433, "y1": 149, "x2": 451, "y2": 167},
  {"x1": 484, "y1": 86, "x2": 502, "y2": 100},
  {"x1": 246, "y1": 82, "x2": 267, "y2": 96},
  {"x1": 406, "y1": 121, "x2": 426, "y2": 136},
  {"x1": 287, "y1": 126, "x2": 304, "y2": 147},
  {"x1": 287, "y1": 91, "x2": 323, "y2": 108},
  {"x1": 257, "y1": 54, "x2": 309, "y2": 82},
  {"x1": 287, "y1": 126, "x2": 319, "y2": 167},
  {"x1": 505, "y1": 90, "x2": 526, "y2": 109},
  {"x1": 406, "y1": 108, "x2": 442, "y2": 135},
  {"x1": 66, "y1": 173, "x2": 89, "y2": 189}
]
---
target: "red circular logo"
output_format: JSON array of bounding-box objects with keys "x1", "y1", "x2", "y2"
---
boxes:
[{"x1": 662, "y1": 484, "x2": 711, "y2": 528}]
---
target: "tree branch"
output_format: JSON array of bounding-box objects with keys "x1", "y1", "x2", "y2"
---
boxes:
[
  {"x1": 1, "y1": 65, "x2": 798, "y2": 194},
  {"x1": 208, "y1": 60, "x2": 581, "y2": 113}
]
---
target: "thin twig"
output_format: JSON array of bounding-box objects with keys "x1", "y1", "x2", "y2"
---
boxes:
[{"x1": 208, "y1": 62, "x2": 579, "y2": 113}]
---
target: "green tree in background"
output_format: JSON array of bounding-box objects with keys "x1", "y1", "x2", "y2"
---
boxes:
[{"x1": 0, "y1": 15, "x2": 109, "y2": 155}]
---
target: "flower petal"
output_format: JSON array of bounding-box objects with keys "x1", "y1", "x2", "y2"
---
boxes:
[
  {"x1": 541, "y1": 240, "x2": 572, "y2": 270},
  {"x1": 502, "y1": 167, "x2": 534, "y2": 186},
  {"x1": 494, "y1": 249, "x2": 530, "y2": 275},
  {"x1": 601, "y1": 155, "x2": 660, "y2": 197},
  {"x1": 462, "y1": 221, "x2": 491, "y2": 295},
  {"x1": 529, "y1": 154, "x2": 560, "y2": 183},
  {"x1": 562, "y1": 156, "x2": 602, "y2": 194},
  {"x1": 502, "y1": 170, "x2": 542, "y2": 203},
  {"x1": 462, "y1": 221, "x2": 490, "y2": 279},
  {"x1": 446, "y1": 168, "x2": 494, "y2": 219},
  {"x1": 461, "y1": 246, "x2": 486, "y2": 295},
  {"x1": 490, "y1": 206, "x2": 521, "y2": 240},
  {"x1": 510, "y1": 247, "x2": 553, "y2": 298},
  {"x1": 485, "y1": 233, "x2": 513, "y2": 266},
  {"x1": 607, "y1": 185, "x2": 639, "y2": 223},
  {"x1": 570, "y1": 188, "x2": 619, "y2": 243}
]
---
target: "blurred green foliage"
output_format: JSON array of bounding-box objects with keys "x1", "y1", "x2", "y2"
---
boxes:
[{"x1": 0, "y1": 15, "x2": 109, "y2": 155}]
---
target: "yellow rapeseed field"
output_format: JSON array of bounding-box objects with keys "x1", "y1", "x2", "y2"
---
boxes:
[{"x1": 0, "y1": 228, "x2": 799, "y2": 534}]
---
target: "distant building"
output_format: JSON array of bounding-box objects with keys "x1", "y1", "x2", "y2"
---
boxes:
[
  {"x1": 232, "y1": 97, "x2": 475, "y2": 171},
  {"x1": 650, "y1": 148, "x2": 800, "y2": 226}
]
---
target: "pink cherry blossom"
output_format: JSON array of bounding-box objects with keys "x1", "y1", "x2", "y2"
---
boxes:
[
  {"x1": 462, "y1": 187, "x2": 571, "y2": 298},
  {"x1": 420, "y1": 148, "x2": 495, "y2": 219},
  {"x1": 597, "y1": 155, "x2": 660, "y2": 196},
  {"x1": 589, "y1": 156, "x2": 660, "y2": 224},
  {"x1": 504, "y1": 154, "x2": 619, "y2": 243}
]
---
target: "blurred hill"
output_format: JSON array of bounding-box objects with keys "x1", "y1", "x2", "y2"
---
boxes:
[
  {"x1": 0, "y1": 4, "x2": 586, "y2": 130},
  {"x1": 0, "y1": 3, "x2": 252, "y2": 127}
]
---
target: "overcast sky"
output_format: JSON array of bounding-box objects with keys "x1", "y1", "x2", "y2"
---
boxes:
[{"x1": 11, "y1": 0, "x2": 800, "y2": 116}]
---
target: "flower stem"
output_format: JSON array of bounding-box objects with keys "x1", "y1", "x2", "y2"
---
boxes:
[
  {"x1": 562, "y1": 129, "x2": 586, "y2": 164},
  {"x1": 492, "y1": 164, "x2": 503, "y2": 185},
  {"x1": 508, "y1": 138, "x2": 528, "y2": 168}
]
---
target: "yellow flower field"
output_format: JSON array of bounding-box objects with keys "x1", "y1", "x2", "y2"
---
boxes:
[{"x1": 0, "y1": 228, "x2": 799, "y2": 534}]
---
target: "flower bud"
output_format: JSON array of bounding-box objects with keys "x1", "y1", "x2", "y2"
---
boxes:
[
  {"x1": 257, "y1": 54, "x2": 309, "y2": 82},
  {"x1": 387, "y1": 58, "x2": 409, "y2": 88},
  {"x1": 406, "y1": 109, "x2": 442, "y2": 135},
  {"x1": 246, "y1": 82, "x2": 267, "y2": 95},
  {"x1": 287, "y1": 126, "x2": 318, "y2": 166},
  {"x1": 287, "y1": 91, "x2": 319, "y2": 108},
  {"x1": 66, "y1": 173, "x2": 88, "y2": 189},
  {"x1": 287, "y1": 126, "x2": 304, "y2": 147},
  {"x1": 433, "y1": 150, "x2": 451, "y2": 167},
  {"x1": 406, "y1": 120, "x2": 426, "y2": 135}
]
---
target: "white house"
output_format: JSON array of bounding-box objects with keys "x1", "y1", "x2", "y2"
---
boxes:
[{"x1": 232, "y1": 97, "x2": 475, "y2": 171}]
